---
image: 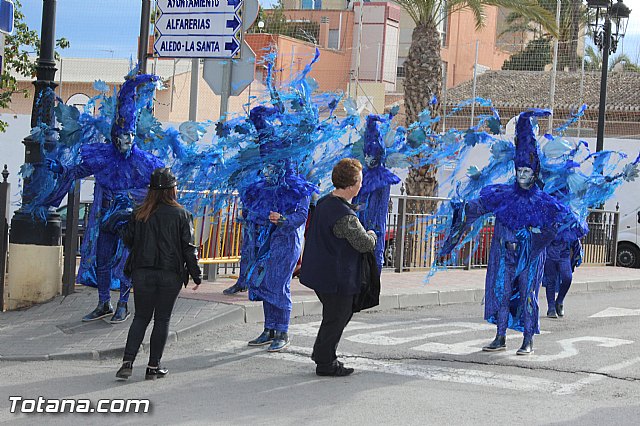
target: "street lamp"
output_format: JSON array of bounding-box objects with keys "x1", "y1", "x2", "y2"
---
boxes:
[
  {"x1": 7, "y1": 0, "x2": 63, "y2": 309},
  {"x1": 586, "y1": 0, "x2": 631, "y2": 152}
]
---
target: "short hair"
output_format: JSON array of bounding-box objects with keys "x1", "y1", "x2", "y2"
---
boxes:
[{"x1": 332, "y1": 158, "x2": 363, "y2": 189}]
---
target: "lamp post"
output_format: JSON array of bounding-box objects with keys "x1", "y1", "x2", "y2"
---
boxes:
[
  {"x1": 586, "y1": 0, "x2": 631, "y2": 153},
  {"x1": 7, "y1": 0, "x2": 63, "y2": 309}
]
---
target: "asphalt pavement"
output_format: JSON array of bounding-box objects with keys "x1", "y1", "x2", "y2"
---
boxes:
[{"x1": 1, "y1": 266, "x2": 639, "y2": 361}]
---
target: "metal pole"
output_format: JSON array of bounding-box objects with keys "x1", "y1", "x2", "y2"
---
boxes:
[
  {"x1": 577, "y1": 29, "x2": 588, "y2": 138},
  {"x1": 138, "y1": 0, "x2": 151, "y2": 73},
  {"x1": 470, "y1": 40, "x2": 479, "y2": 127},
  {"x1": 354, "y1": 0, "x2": 365, "y2": 98},
  {"x1": 548, "y1": 0, "x2": 561, "y2": 132},
  {"x1": 395, "y1": 196, "x2": 407, "y2": 273},
  {"x1": 10, "y1": 0, "x2": 60, "y2": 247},
  {"x1": 219, "y1": 60, "x2": 232, "y2": 121},
  {"x1": 596, "y1": 16, "x2": 611, "y2": 153},
  {"x1": 0, "y1": 165, "x2": 10, "y2": 311},
  {"x1": 170, "y1": 58, "x2": 176, "y2": 112},
  {"x1": 62, "y1": 182, "x2": 80, "y2": 296},
  {"x1": 189, "y1": 58, "x2": 199, "y2": 121}
]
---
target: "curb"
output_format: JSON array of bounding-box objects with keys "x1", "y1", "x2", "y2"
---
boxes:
[{"x1": 0, "y1": 304, "x2": 246, "y2": 362}]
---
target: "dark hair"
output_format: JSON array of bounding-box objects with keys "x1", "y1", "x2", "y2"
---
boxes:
[
  {"x1": 134, "y1": 186, "x2": 181, "y2": 222},
  {"x1": 332, "y1": 158, "x2": 363, "y2": 189}
]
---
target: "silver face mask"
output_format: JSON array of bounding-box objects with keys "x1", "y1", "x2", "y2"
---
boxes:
[
  {"x1": 516, "y1": 166, "x2": 536, "y2": 190},
  {"x1": 115, "y1": 132, "x2": 134, "y2": 157}
]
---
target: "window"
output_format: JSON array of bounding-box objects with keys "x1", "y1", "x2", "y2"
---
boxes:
[{"x1": 397, "y1": 66, "x2": 405, "y2": 78}]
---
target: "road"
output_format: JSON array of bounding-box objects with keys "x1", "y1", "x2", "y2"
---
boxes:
[{"x1": 1, "y1": 288, "x2": 639, "y2": 425}]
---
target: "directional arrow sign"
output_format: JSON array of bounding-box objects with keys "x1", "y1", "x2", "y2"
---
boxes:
[
  {"x1": 157, "y1": 0, "x2": 241, "y2": 15},
  {"x1": 154, "y1": 34, "x2": 241, "y2": 58},
  {"x1": 155, "y1": 13, "x2": 241, "y2": 37}
]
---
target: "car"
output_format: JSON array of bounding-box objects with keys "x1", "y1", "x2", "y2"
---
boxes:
[{"x1": 56, "y1": 201, "x2": 92, "y2": 252}]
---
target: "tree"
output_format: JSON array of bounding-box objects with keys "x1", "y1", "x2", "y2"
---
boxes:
[
  {"x1": 247, "y1": 1, "x2": 320, "y2": 45},
  {"x1": 0, "y1": 0, "x2": 69, "y2": 132},
  {"x1": 501, "y1": 0, "x2": 587, "y2": 72},
  {"x1": 502, "y1": 37, "x2": 552, "y2": 70},
  {"x1": 395, "y1": 0, "x2": 557, "y2": 200}
]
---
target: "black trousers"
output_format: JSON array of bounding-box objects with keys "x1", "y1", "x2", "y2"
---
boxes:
[
  {"x1": 123, "y1": 268, "x2": 182, "y2": 366},
  {"x1": 312, "y1": 291, "x2": 355, "y2": 368}
]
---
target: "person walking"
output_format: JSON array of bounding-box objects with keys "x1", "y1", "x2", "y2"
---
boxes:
[
  {"x1": 116, "y1": 168, "x2": 202, "y2": 380},
  {"x1": 300, "y1": 158, "x2": 377, "y2": 376}
]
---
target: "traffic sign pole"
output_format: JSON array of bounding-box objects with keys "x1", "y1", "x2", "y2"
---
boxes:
[{"x1": 219, "y1": 60, "x2": 232, "y2": 121}]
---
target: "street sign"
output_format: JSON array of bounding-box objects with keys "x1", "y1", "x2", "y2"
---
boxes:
[
  {"x1": 155, "y1": 13, "x2": 241, "y2": 36},
  {"x1": 203, "y1": 41, "x2": 256, "y2": 96},
  {"x1": 0, "y1": 0, "x2": 14, "y2": 35},
  {"x1": 154, "y1": 0, "x2": 243, "y2": 59},
  {"x1": 154, "y1": 34, "x2": 240, "y2": 58}
]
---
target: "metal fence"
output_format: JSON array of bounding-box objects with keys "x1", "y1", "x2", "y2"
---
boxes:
[{"x1": 382, "y1": 195, "x2": 620, "y2": 271}]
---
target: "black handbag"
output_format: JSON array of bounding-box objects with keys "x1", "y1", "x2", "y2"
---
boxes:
[{"x1": 353, "y1": 252, "x2": 380, "y2": 313}]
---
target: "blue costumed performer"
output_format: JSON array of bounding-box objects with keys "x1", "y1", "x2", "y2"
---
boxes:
[
  {"x1": 440, "y1": 109, "x2": 576, "y2": 355},
  {"x1": 45, "y1": 74, "x2": 164, "y2": 323},
  {"x1": 353, "y1": 112, "x2": 402, "y2": 273},
  {"x1": 239, "y1": 62, "x2": 317, "y2": 351}
]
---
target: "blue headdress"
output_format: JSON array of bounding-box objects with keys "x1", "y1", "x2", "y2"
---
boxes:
[
  {"x1": 110, "y1": 74, "x2": 160, "y2": 142},
  {"x1": 514, "y1": 108, "x2": 551, "y2": 174}
]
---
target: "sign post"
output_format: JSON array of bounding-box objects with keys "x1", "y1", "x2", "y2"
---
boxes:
[
  {"x1": 154, "y1": 0, "x2": 244, "y2": 59},
  {"x1": 202, "y1": 0, "x2": 259, "y2": 120}
]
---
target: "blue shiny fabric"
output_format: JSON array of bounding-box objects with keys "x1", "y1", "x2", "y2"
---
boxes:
[
  {"x1": 44, "y1": 143, "x2": 164, "y2": 295},
  {"x1": 354, "y1": 114, "x2": 401, "y2": 273},
  {"x1": 443, "y1": 183, "x2": 565, "y2": 336}
]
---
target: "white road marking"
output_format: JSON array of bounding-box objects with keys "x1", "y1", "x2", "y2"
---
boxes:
[
  {"x1": 553, "y1": 356, "x2": 640, "y2": 395},
  {"x1": 590, "y1": 307, "x2": 640, "y2": 318},
  {"x1": 515, "y1": 336, "x2": 634, "y2": 362},
  {"x1": 210, "y1": 341, "x2": 570, "y2": 394},
  {"x1": 346, "y1": 322, "x2": 495, "y2": 346},
  {"x1": 288, "y1": 318, "x2": 440, "y2": 338}
]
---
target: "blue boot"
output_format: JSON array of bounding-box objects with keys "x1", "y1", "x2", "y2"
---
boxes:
[
  {"x1": 248, "y1": 328, "x2": 275, "y2": 346},
  {"x1": 82, "y1": 301, "x2": 113, "y2": 322},
  {"x1": 110, "y1": 302, "x2": 130, "y2": 324},
  {"x1": 267, "y1": 331, "x2": 290, "y2": 352}
]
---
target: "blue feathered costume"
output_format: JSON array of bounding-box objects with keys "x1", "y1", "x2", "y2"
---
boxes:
[
  {"x1": 43, "y1": 74, "x2": 164, "y2": 322},
  {"x1": 441, "y1": 109, "x2": 580, "y2": 352},
  {"x1": 353, "y1": 113, "x2": 401, "y2": 273}
]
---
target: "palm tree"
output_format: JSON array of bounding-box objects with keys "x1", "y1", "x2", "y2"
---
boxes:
[
  {"x1": 501, "y1": 0, "x2": 587, "y2": 72},
  {"x1": 395, "y1": 0, "x2": 558, "y2": 199}
]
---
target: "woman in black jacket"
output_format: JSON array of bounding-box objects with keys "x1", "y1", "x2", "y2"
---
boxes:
[
  {"x1": 116, "y1": 168, "x2": 202, "y2": 380},
  {"x1": 300, "y1": 158, "x2": 377, "y2": 377}
]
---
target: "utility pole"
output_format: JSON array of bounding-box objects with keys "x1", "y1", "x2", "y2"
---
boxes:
[
  {"x1": 7, "y1": 0, "x2": 62, "y2": 310},
  {"x1": 138, "y1": 0, "x2": 152, "y2": 73}
]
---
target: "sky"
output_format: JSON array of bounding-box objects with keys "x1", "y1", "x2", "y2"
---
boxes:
[{"x1": 20, "y1": 0, "x2": 640, "y2": 61}]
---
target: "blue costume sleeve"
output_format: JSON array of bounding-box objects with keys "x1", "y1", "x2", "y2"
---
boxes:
[
  {"x1": 44, "y1": 162, "x2": 94, "y2": 207},
  {"x1": 440, "y1": 196, "x2": 489, "y2": 256},
  {"x1": 278, "y1": 195, "x2": 311, "y2": 231}
]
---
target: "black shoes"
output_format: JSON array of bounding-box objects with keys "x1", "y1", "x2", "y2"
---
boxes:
[
  {"x1": 482, "y1": 335, "x2": 507, "y2": 352},
  {"x1": 116, "y1": 361, "x2": 133, "y2": 380},
  {"x1": 516, "y1": 337, "x2": 534, "y2": 355},
  {"x1": 547, "y1": 308, "x2": 558, "y2": 318},
  {"x1": 110, "y1": 302, "x2": 130, "y2": 323},
  {"x1": 248, "y1": 328, "x2": 275, "y2": 346},
  {"x1": 223, "y1": 282, "x2": 248, "y2": 295},
  {"x1": 145, "y1": 365, "x2": 169, "y2": 380},
  {"x1": 556, "y1": 303, "x2": 564, "y2": 317},
  {"x1": 316, "y1": 361, "x2": 354, "y2": 377},
  {"x1": 82, "y1": 301, "x2": 114, "y2": 322},
  {"x1": 267, "y1": 331, "x2": 290, "y2": 352}
]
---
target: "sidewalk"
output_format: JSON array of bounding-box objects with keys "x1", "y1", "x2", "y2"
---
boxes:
[{"x1": 1, "y1": 266, "x2": 639, "y2": 361}]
